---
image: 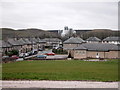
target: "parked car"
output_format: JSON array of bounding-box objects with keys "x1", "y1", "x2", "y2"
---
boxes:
[
  {"x1": 36, "y1": 55, "x2": 47, "y2": 58},
  {"x1": 31, "y1": 50, "x2": 38, "y2": 55},
  {"x1": 45, "y1": 52, "x2": 55, "y2": 56},
  {"x1": 19, "y1": 53, "x2": 24, "y2": 58},
  {"x1": 25, "y1": 53, "x2": 29, "y2": 57},
  {"x1": 27, "y1": 52, "x2": 32, "y2": 56},
  {"x1": 10, "y1": 55, "x2": 19, "y2": 59},
  {"x1": 38, "y1": 48, "x2": 43, "y2": 51},
  {"x1": 2, "y1": 56, "x2": 9, "y2": 59},
  {"x1": 53, "y1": 46, "x2": 58, "y2": 49}
]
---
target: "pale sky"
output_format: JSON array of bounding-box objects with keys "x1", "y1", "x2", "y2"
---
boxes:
[{"x1": 0, "y1": 0, "x2": 119, "y2": 30}]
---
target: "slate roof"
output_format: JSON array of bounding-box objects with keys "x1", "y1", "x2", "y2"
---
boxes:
[
  {"x1": 43, "y1": 38, "x2": 62, "y2": 42},
  {"x1": 0, "y1": 40, "x2": 12, "y2": 48},
  {"x1": 63, "y1": 37, "x2": 85, "y2": 44},
  {"x1": 7, "y1": 38, "x2": 22, "y2": 46},
  {"x1": 22, "y1": 38, "x2": 32, "y2": 44},
  {"x1": 35, "y1": 38, "x2": 46, "y2": 43},
  {"x1": 73, "y1": 45, "x2": 87, "y2": 50},
  {"x1": 28, "y1": 38, "x2": 36, "y2": 44},
  {"x1": 17, "y1": 38, "x2": 27, "y2": 45},
  {"x1": 74, "y1": 43, "x2": 120, "y2": 51},
  {"x1": 86, "y1": 37, "x2": 101, "y2": 41},
  {"x1": 103, "y1": 37, "x2": 120, "y2": 41}
]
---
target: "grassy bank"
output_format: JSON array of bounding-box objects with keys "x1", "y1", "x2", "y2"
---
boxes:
[{"x1": 2, "y1": 60, "x2": 118, "y2": 81}]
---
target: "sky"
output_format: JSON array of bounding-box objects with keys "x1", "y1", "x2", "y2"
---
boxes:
[{"x1": 0, "y1": 0, "x2": 119, "y2": 30}]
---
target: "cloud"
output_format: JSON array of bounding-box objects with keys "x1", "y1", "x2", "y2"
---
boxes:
[{"x1": 1, "y1": 1, "x2": 118, "y2": 30}]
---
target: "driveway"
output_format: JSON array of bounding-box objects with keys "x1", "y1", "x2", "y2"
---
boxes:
[
  {"x1": 16, "y1": 49, "x2": 68, "y2": 61},
  {"x1": 37, "y1": 49, "x2": 68, "y2": 59}
]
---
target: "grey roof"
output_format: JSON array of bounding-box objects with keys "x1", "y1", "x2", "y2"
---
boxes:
[
  {"x1": 0, "y1": 40, "x2": 12, "y2": 48},
  {"x1": 43, "y1": 38, "x2": 62, "y2": 42},
  {"x1": 7, "y1": 38, "x2": 22, "y2": 46},
  {"x1": 76, "y1": 37, "x2": 86, "y2": 42},
  {"x1": 32, "y1": 38, "x2": 38, "y2": 43},
  {"x1": 63, "y1": 47, "x2": 75, "y2": 50},
  {"x1": 35, "y1": 38, "x2": 46, "y2": 43},
  {"x1": 103, "y1": 37, "x2": 120, "y2": 41},
  {"x1": 74, "y1": 45, "x2": 87, "y2": 50},
  {"x1": 22, "y1": 38, "x2": 32, "y2": 44},
  {"x1": 17, "y1": 38, "x2": 27, "y2": 45},
  {"x1": 74, "y1": 43, "x2": 120, "y2": 51},
  {"x1": 28, "y1": 38, "x2": 37, "y2": 44},
  {"x1": 63, "y1": 37, "x2": 85, "y2": 44},
  {"x1": 86, "y1": 37, "x2": 101, "y2": 41}
]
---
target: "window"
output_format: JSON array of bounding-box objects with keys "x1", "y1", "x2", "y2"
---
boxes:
[
  {"x1": 82, "y1": 51, "x2": 85, "y2": 54},
  {"x1": 77, "y1": 51, "x2": 86, "y2": 55},
  {"x1": 76, "y1": 51, "x2": 78, "y2": 53},
  {"x1": 96, "y1": 53, "x2": 99, "y2": 55}
]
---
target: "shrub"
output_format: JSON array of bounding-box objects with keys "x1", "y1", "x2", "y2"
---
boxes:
[
  {"x1": 52, "y1": 49, "x2": 68, "y2": 54},
  {"x1": 6, "y1": 49, "x2": 19, "y2": 56}
]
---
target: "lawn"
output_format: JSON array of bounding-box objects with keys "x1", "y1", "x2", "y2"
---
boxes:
[{"x1": 2, "y1": 60, "x2": 118, "y2": 81}]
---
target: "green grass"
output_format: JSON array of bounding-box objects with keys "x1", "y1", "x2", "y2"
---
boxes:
[{"x1": 2, "y1": 60, "x2": 118, "y2": 81}]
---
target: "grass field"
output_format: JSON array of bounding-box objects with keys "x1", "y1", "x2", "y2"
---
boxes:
[{"x1": 2, "y1": 60, "x2": 118, "y2": 81}]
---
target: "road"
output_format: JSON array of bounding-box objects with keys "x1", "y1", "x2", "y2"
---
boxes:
[{"x1": 2, "y1": 80, "x2": 118, "y2": 88}]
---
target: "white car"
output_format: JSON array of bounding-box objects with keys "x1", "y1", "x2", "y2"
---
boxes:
[
  {"x1": 25, "y1": 53, "x2": 29, "y2": 57},
  {"x1": 19, "y1": 53, "x2": 24, "y2": 58},
  {"x1": 19, "y1": 53, "x2": 29, "y2": 58}
]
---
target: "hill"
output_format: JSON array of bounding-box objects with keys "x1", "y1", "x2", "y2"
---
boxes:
[
  {"x1": 1, "y1": 28, "x2": 119, "y2": 40},
  {"x1": 81, "y1": 29, "x2": 119, "y2": 40},
  {"x1": 1, "y1": 28, "x2": 60, "y2": 40}
]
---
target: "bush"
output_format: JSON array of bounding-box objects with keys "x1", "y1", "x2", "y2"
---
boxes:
[
  {"x1": 52, "y1": 49, "x2": 68, "y2": 54},
  {"x1": 6, "y1": 50, "x2": 19, "y2": 56}
]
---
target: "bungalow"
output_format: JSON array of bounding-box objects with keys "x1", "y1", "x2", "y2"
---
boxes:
[
  {"x1": 86, "y1": 37, "x2": 101, "y2": 43},
  {"x1": 63, "y1": 37, "x2": 85, "y2": 50},
  {"x1": 72, "y1": 43, "x2": 120, "y2": 59},
  {"x1": 102, "y1": 36, "x2": 120, "y2": 45}
]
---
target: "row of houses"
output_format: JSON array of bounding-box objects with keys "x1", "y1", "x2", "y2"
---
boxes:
[
  {"x1": 1, "y1": 36, "x2": 119, "y2": 59},
  {"x1": 63, "y1": 36, "x2": 120, "y2": 50},
  {"x1": 1, "y1": 38, "x2": 62, "y2": 55},
  {"x1": 86, "y1": 36, "x2": 120, "y2": 44},
  {"x1": 63, "y1": 36, "x2": 120, "y2": 59}
]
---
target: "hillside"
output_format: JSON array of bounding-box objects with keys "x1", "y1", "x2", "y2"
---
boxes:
[
  {"x1": 1, "y1": 28, "x2": 119, "y2": 40},
  {"x1": 1, "y1": 28, "x2": 60, "y2": 40},
  {"x1": 81, "y1": 29, "x2": 119, "y2": 40}
]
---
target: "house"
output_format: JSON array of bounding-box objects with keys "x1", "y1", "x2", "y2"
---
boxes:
[
  {"x1": 63, "y1": 37, "x2": 85, "y2": 50},
  {"x1": 72, "y1": 43, "x2": 120, "y2": 59},
  {"x1": 7, "y1": 38, "x2": 23, "y2": 54},
  {"x1": 42, "y1": 38, "x2": 62, "y2": 48},
  {"x1": 22, "y1": 38, "x2": 33, "y2": 52},
  {"x1": 102, "y1": 37, "x2": 120, "y2": 45},
  {"x1": 86, "y1": 37, "x2": 101, "y2": 43},
  {"x1": 28, "y1": 38, "x2": 38, "y2": 51},
  {"x1": 0, "y1": 40, "x2": 12, "y2": 55},
  {"x1": 17, "y1": 38, "x2": 29, "y2": 53},
  {"x1": 35, "y1": 37, "x2": 46, "y2": 50}
]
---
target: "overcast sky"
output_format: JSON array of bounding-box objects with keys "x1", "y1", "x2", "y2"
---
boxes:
[{"x1": 0, "y1": 0, "x2": 119, "y2": 30}]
